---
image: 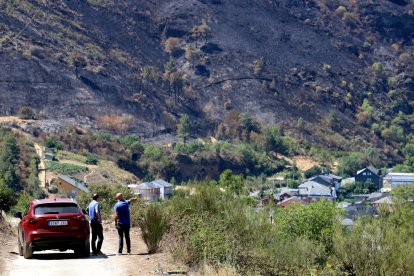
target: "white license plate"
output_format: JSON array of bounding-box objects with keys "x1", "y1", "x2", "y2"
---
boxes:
[{"x1": 48, "y1": 220, "x2": 68, "y2": 226}]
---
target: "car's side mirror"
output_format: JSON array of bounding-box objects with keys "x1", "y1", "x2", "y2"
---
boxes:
[{"x1": 14, "y1": 212, "x2": 22, "y2": 219}]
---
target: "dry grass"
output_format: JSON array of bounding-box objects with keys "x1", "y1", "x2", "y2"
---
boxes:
[
  {"x1": 96, "y1": 114, "x2": 134, "y2": 134},
  {"x1": 56, "y1": 151, "x2": 137, "y2": 185},
  {"x1": 97, "y1": 160, "x2": 137, "y2": 184}
]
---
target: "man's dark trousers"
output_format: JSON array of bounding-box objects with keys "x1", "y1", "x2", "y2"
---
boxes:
[
  {"x1": 117, "y1": 223, "x2": 131, "y2": 253},
  {"x1": 91, "y1": 220, "x2": 104, "y2": 254}
]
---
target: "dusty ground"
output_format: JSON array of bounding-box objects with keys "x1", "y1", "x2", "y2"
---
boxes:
[
  {"x1": 0, "y1": 216, "x2": 15, "y2": 276},
  {"x1": 290, "y1": 156, "x2": 321, "y2": 171},
  {"x1": 33, "y1": 143, "x2": 47, "y2": 188},
  {"x1": 1, "y1": 221, "x2": 185, "y2": 276},
  {"x1": 279, "y1": 155, "x2": 321, "y2": 172}
]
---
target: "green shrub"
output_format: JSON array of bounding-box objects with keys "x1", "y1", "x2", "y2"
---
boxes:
[
  {"x1": 93, "y1": 132, "x2": 114, "y2": 142},
  {"x1": 45, "y1": 161, "x2": 88, "y2": 175},
  {"x1": 18, "y1": 106, "x2": 35, "y2": 120},
  {"x1": 164, "y1": 184, "x2": 332, "y2": 274},
  {"x1": 44, "y1": 137, "x2": 64, "y2": 150},
  {"x1": 304, "y1": 165, "x2": 322, "y2": 179},
  {"x1": 119, "y1": 135, "x2": 142, "y2": 146},
  {"x1": 274, "y1": 200, "x2": 339, "y2": 249},
  {"x1": 372, "y1": 62, "x2": 383, "y2": 75},
  {"x1": 11, "y1": 192, "x2": 32, "y2": 214},
  {"x1": 76, "y1": 183, "x2": 134, "y2": 221},
  {"x1": 388, "y1": 76, "x2": 398, "y2": 88},
  {"x1": 174, "y1": 141, "x2": 205, "y2": 154},
  {"x1": 143, "y1": 145, "x2": 163, "y2": 161},
  {"x1": 85, "y1": 155, "x2": 98, "y2": 165},
  {"x1": 138, "y1": 204, "x2": 169, "y2": 254},
  {"x1": 334, "y1": 6, "x2": 347, "y2": 16},
  {"x1": 0, "y1": 181, "x2": 15, "y2": 213}
]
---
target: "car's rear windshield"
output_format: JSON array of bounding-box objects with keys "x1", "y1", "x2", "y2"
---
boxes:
[{"x1": 34, "y1": 203, "x2": 79, "y2": 215}]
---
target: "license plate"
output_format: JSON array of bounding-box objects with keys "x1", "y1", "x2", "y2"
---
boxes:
[{"x1": 48, "y1": 220, "x2": 68, "y2": 226}]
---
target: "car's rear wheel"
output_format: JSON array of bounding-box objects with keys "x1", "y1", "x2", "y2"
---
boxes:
[
  {"x1": 18, "y1": 241, "x2": 23, "y2": 256},
  {"x1": 17, "y1": 232, "x2": 23, "y2": 256},
  {"x1": 23, "y1": 242, "x2": 33, "y2": 259},
  {"x1": 75, "y1": 242, "x2": 90, "y2": 258},
  {"x1": 81, "y1": 242, "x2": 90, "y2": 257}
]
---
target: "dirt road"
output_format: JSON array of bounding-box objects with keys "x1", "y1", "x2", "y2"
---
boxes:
[
  {"x1": 3, "y1": 224, "x2": 182, "y2": 276},
  {"x1": 34, "y1": 143, "x2": 47, "y2": 188}
]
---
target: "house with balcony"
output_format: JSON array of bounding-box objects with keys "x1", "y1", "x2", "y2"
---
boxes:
[{"x1": 355, "y1": 166, "x2": 383, "y2": 190}]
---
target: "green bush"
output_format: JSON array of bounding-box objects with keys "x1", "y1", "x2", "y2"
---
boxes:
[
  {"x1": 119, "y1": 134, "x2": 141, "y2": 146},
  {"x1": 0, "y1": 181, "x2": 16, "y2": 213},
  {"x1": 163, "y1": 184, "x2": 335, "y2": 274},
  {"x1": 143, "y1": 145, "x2": 163, "y2": 161},
  {"x1": 85, "y1": 155, "x2": 98, "y2": 165},
  {"x1": 342, "y1": 181, "x2": 376, "y2": 194},
  {"x1": 334, "y1": 6, "x2": 347, "y2": 16},
  {"x1": 18, "y1": 106, "x2": 35, "y2": 120},
  {"x1": 174, "y1": 141, "x2": 205, "y2": 154},
  {"x1": 138, "y1": 204, "x2": 169, "y2": 254},
  {"x1": 44, "y1": 137, "x2": 64, "y2": 150},
  {"x1": 76, "y1": 183, "x2": 136, "y2": 221},
  {"x1": 45, "y1": 161, "x2": 88, "y2": 175},
  {"x1": 388, "y1": 76, "x2": 398, "y2": 88},
  {"x1": 304, "y1": 165, "x2": 322, "y2": 179},
  {"x1": 372, "y1": 62, "x2": 383, "y2": 75},
  {"x1": 11, "y1": 192, "x2": 32, "y2": 214}
]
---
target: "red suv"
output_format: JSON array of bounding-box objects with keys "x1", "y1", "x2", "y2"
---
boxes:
[{"x1": 15, "y1": 198, "x2": 90, "y2": 259}]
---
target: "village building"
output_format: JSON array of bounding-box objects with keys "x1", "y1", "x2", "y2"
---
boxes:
[
  {"x1": 337, "y1": 201, "x2": 368, "y2": 218},
  {"x1": 277, "y1": 196, "x2": 304, "y2": 207},
  {"x1": 308, "y1": 173, "x2": 342, "y2": 190},
  {"x1": 44, "y1": 152, "x2": 54, "y2": 161},
  {"x1": 355, "y1": 166, "x2": 383, "y2": 190},
  {"x1": 56, "y1": 175, "x2": 89, "y2": 197},
  {"x1": 383, "y1": 173, "x2": 414, "y2": 190},
  {"x1": 372, "y1": 196, "x2": 393, "y2": 209},
  {"x1": 129, "y1": 179, "x2": 174, "y2": 201},
  {"x1": 298, "y1": 180, "x2": 337, "y2": 202},
  {"x1": 273, "y1": 188, "x2": 299, "y2": 203},
  {"x1": 267, "y1": 176, "x2": 287, "y2": 188}
]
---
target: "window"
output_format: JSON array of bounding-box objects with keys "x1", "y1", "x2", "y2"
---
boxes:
[{"x1": 34, "y1": 203, "x2": 79, "y2": 215}]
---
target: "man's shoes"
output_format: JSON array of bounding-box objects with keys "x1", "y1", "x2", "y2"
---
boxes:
[
  {"x1": 117, "y1": 252, "x2": 122, "y2": 256},
  {"x1": 127, "y1": 252, "x2": 131, "y2": 255},
  {"x1": 96, "y1": 251, "x2": 106, "y2": 256},
  {"x1": 92, "y1": 252, "x2": 97, "y2": 256}
]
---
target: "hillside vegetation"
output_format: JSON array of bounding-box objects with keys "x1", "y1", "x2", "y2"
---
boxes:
[{"x1": 0, "y1": 0, "x2": 413, "y2": 164}]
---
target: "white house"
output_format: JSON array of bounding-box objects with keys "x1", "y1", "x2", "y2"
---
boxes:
[
  {"x1": 298, "y1": 180, "x2": 337, "y2": 201},
  {"x1": 308, "y1": 173, "x2": 342, "y2": 190},
  {"x1": 383, "y1": 173, "x2": 414, "y2": 190},
  {"x1": 128, "y1": 179, "x2": 173, "y2": 201},
  {"x1": 152, "y1": 179, "x2": 173, "y2": 199}
]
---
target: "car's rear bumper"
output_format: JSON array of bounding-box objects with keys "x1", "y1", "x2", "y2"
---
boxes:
[{"x1": 28, "y1": 231, "x2": 89, "y2": 251}]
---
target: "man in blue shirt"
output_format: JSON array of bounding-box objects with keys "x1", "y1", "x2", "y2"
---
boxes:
[
  {"x1": 87, "y1": 193, "x2": 104, "y2": 256},
  {"x1": 113, "y1": 193, "x2": 137, "y2": 255}
]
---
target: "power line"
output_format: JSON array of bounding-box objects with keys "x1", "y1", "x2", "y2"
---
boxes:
[
  {"x1": 0, "y1": 1, "x2": 46, "y2": 48},
  {"x1": 0, "y1": 80, "x2": 58, "y2": 84}
]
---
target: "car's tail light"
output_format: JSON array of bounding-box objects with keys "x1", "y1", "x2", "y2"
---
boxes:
[
  {"x1": 72, "y1": 215, "x2": 89, "y2": 232},
  {"x1": 74, "y1": 215, "x2": 85, "y2": 220},
  {"x1": 28, "y1": 217, "x2": 39, "y2": 224}
]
